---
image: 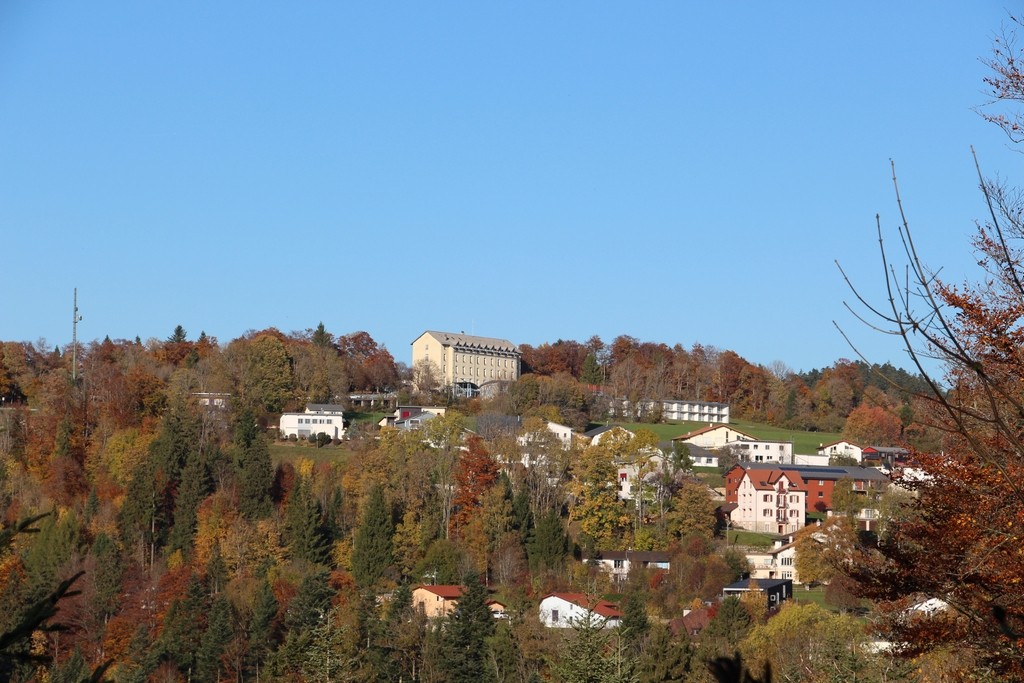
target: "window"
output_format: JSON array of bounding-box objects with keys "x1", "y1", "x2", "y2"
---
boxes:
[
  {"x1": 781, "y1": 557, "x2": 793, "y2": 566},
  {"x1": 763, "y1": 494, "x2": 771, "y2": 502},
  {"x1": 819, "y1": 480, "x2": 824, "y2": 485},
  {"x1": 818, "y1": 492, "x2": 824, "y2": 498},
  {"x1": 551, "y1": 609, "x2": 559, "y2": 623},
  {"x1": 613, "y1": 559, "x2": 624, "y2": 569}
]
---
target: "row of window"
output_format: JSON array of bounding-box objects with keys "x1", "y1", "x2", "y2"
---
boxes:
[
  {"x1": 454, "y1": 353, "x2": 516, "y2": 367},
  {"x1": 762, "y1": 509, "x2": 799, "y2": 517},
  {"x1": 298, "y1": 418, "x2": 335, "y2": 425}
]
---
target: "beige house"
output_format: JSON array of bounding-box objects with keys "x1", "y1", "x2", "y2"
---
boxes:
[
  {"x1": 672, "y1": 424, "x2": 756, "y2": 450},
  {"x1": 817, "y1": 440, "x2": 865, "y2": 463},
  {"x1": 745, "y1": 538, "x2": 800, "y2": 584},
  {"x1": 411, "y1": 331, "x2": 521, "y2": 396},
  {"x1": 412, "y1": 585, "x2": 464, "y2": 618}
]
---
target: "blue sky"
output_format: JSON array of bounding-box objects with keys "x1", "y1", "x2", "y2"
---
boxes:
[{"x1": 0, "y1": 3, "x2": 1017, "y2": 372}]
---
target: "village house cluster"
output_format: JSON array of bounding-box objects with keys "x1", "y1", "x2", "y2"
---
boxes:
[{"x1": 274, "y1": 330, "x2": 916, "y2": 632}]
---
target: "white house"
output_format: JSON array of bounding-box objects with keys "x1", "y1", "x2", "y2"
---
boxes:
[
  {"x1": 585, "y1": 551, "x2": 671, "y2": 585},
  {"x1": 279, "y1": 404, "x2": 347, "y2": 440},
  {"x1": 517, "y1": 420, "x2": 574, "y2": 450},
  {"x1": 616, "y1": 453, "x2": 667, "y2": 501},
  {"x1": 729, "y1": 440, "x2": 795, "y2": 465},
  {"x1": 538, "y1": 593, "x2": 622, "y2": 628},
  {"x1": 672, "y1": 424, "x2": 756, "y2": 450},
  {"x1": 817, "y1": 440, "x2": 865, "y2": 463},
  {"x1": 745, "y1": 538, "x2": 800, "y2": 583},
  {"x1": 730, "y1": 469, "x2": 806, "y2": 535}
]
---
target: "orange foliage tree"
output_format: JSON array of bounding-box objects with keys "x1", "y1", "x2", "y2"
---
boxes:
[
  {"x1": 841, "y1": 404, "x2": 902, "y2": 446},
  {"x1": 841, "y1": 94, "x2": 1024, "y2": 674},
  {"x1": 449, "y1": 435, "x2": 499, "y2": 540}
]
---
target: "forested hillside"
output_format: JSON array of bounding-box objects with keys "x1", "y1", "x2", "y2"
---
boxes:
[{"x1": 0, "y1": 326, "x2": 929, "y2": 681}]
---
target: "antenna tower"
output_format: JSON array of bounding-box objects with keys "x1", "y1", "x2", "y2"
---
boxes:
[{"x1": 72, "y1": 288, "x2": 83, "y2": 381}]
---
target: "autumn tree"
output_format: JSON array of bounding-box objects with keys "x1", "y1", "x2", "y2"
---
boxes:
[
  {"x1": 449, "y1": 435, "x2": 499, "y2": 539},
  {"x1": 841, "y1": 403, "x2": 902, "y2": 446},
  {"x1": 836, "y1": 26, "x2": 1024, "y2": 673}
]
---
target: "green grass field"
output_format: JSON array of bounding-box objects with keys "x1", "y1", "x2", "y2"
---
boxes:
[{"x1": 724, "y1": 529, "x2": 777, "y2": 548}]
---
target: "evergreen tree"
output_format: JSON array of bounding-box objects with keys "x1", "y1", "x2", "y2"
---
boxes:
[
  {"x1": 635, "y1": 623, "x2": 693, "y2": 683},
  {"x1": 167, "y1": 444, "x2": 211, "y2": 556},
  {"x1": 284, "y1": 569, "x2": 333, "y2": 634},
  {"x1": 150, "y1": 397, "x2": 200, "y2": 481},
  {"x1": 206, "y1": 543, "x2": 228, "y2": 596},
  {"x1": 89, "y1": 532, "x2": 122, "y2": 622},
  {"x1": 159, "y1": 575, "x2": 208, "y2": 677},
  {"x1": 550, "y1": 609, "x2": 617, "y2": 683},
  {"x1": 196, "y1": 593, "x2": 233, "y2": 683},
  {"x1": 233, "y1": 410, "x2": 273, "y2": 519},
  {"x1": 247, "y1": 579, "x2": 279, "y2": 679},
  {"x1": 444, "y1": 574, "x2": 496, "y2": 683},
  {"x1": 528, "y1": 509, "x2": 567, "y2": 573},
  {"x1": 301, "y1": 604, "x2": 351, "y2": 682},
  {"x1": 49, "y1": 647, "x2": 88, "y2": 683},
  {"x1": 119, "y1": 457, "x2": 170, "y2": 565},
  {"x1": 620, "y1": 583, "x2": 650, "y2": 654},
  {"x1": 352, "y1": 485, "x2": 393, "y2": 588},
  {"x1": 699, "y1": 596, "x2": 752, "y2": 659},
  {"x1": 511, "y1": 480, "x2": 533, "y2": 533},
  {"x1": 283, "y1": 475, "x2": 328, "y2": 565},
  {"x1": 581, "y1": 352, "x2": 603, "y2": 386}
]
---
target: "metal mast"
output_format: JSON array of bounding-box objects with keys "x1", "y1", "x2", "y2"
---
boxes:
[{"x1": 72, "y1": 288, "x2": 82, "y2": 381}]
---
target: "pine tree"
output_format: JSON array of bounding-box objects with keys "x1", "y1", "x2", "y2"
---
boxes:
[
  {"x1": 196, "y1": 593, "x2": 233, "y2": 683},
  {"x1": 528, "y1": 509, "x2": 567, "y2": 573},
  {"x1": 159, "y1": 575, "x2": 208, "y2": 677},
  {"x1": 444, "y1": 574, "x2": 496, "y2": 683},
  {"x1": 167, "y1": 444, "x2": 211, "y2": 556},
  {"x1": 581, "y1": 352, "x2": 603, "y2": 386},
  {"x1": 233, "y1": 410, "x2": 273, "y2": 519},
  {"x1": 246, "y1": 579, "x2": 279, "y2": 679},
  {"x1": 89, "y1": 532, "x2": 122, "y2": 622},
  {"x1": 550, "y1": 609, "x2": 617, "y2": 683},
  {"x1": 283, "y1": 475, "x2": 328, "y2": 565},
  {"x1": 352, "y1": 485, "x2": 393, "y2": 588},
  {"x1": 635, "y1": 623, "x2": 693, "y2": 683},
  {"x1": 620, "y1": 584, "x2": 650, "y2": 654}
]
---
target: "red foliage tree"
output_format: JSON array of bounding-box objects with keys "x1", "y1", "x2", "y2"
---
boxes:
[{"x1": 448, "y1": 435, "x2": 499, "y2": 539}]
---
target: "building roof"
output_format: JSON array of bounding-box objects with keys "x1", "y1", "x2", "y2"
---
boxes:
[
  {"x1": 818, "y1": 439, "x2": 862, "y2": 450},
  {"x1": 416, "y1": 330, "x2": 519, "y2": 353},
  {"x1": 745, "y1": 469, "x2": 802, "y2": 492},
  {"x1": 583, "y1": 424, "x2": 633, "y2": 439},
  {"x1": 672, "y1": 424, "x2": 756, "y2": 441},
  {"x1": 306, "y1": 403, "x2": 347, "y2": 414},
  {"x1": 415, "y1": 585, "x2": 465, "y2": 599},
  {"x1": 587, "y1": 550, "x2": 671, "y2": 563},
  {"x1": 723, "y1": 578, "x2": 793, "y2": 592},
  {"x1": 862, "y1": 446, "x2": 910, "y2": 456},
  {"x1": 734, "y1": 462, "x2": 891, "y2": 483},
  {"x1": 543, "y1": 593, "x2": 623, "y2": 619}
]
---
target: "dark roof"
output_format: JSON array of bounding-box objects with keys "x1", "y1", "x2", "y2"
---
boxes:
[
  {"x1": 723, "y1": 578, "x2": 792, "y2": 592},
  {"x1": 417, "y1": 331, "x2": 519, "y2": 353},
  {"x1": 587, "y1": 550, "x2": 671, "y2": 563},
  {"x1": 737, "y1": 463, "x2": 890, "y2": 482}
]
